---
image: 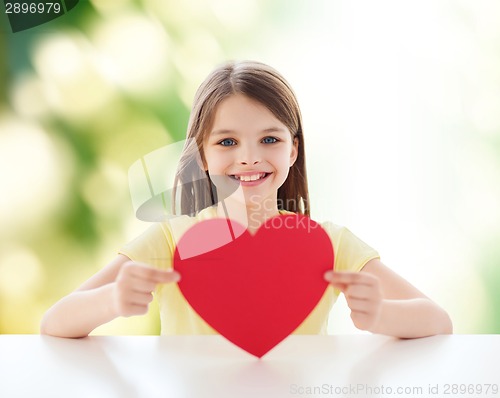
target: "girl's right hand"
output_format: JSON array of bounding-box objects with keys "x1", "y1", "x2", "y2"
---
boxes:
[{"x1": 111, "y1": 261, "x2": 181, "y2": 317}]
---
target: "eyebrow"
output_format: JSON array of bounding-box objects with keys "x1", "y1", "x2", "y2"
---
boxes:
[{"x1": 210, "y1": 127, "x2": 288, "y2": 136}]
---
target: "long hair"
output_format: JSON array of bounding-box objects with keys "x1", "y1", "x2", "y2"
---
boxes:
[{"x1": 172, "y1": 60, "x2": 310, "y2": 216}]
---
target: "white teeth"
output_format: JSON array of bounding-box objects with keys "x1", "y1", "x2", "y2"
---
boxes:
[{"x1": 234, "y1": 173, "x2": 266, "y2": 181}]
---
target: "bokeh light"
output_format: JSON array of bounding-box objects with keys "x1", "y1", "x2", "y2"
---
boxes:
[
  {"x1": 92, "y1": 13, "x2": 171, "y2": 96},
  {"x1": 32, "y1": 31, "x2": 116, "y2": 120},
  {"x1": 0, "y1": 117, "x2": 70, "y2": 234}
]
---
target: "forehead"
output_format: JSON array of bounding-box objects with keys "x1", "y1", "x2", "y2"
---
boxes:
[{"x1": 211, "y1": 94, "x2": 287, "y2": 132}]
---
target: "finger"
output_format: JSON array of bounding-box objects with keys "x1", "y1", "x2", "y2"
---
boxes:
[
  {"x1": 125, "y1": 304, "x2": 150, "y2": 317},
  {"x1": 116, "y1": 270, "x2": 165, "y2": 293},
  {"x1": 344, "y1": 284, "x2": 377, "y2": 300},
  {"x1": 156, "y1": 269, "x2": 181, "y2": 284},
  {"x1": 116, "y1": 292, "x2": 153, "y2": 317},
  {"x1": 129, "y1": 279, "x2": 158, "y2": 294},
  {"x1": 324, "y1": 272, "x2": 349, "y2": 292},
  {"x1": 324, "y1": 271, "x2": 367, "y2": 291},
  {"x1": 127, "y1": 291, "x2": 154, "y2": 306},
  {"x1": 326, "y1": 280, "x2": 348, "y2": 292},
  {"x1": 328, "y1": 271, "x2": 375, "y2": 286},
  {"x1": 324, "y1": 270, "x2": 360, "y2": 284},
  {"x1": 324, "y1": 270, "x2": 334, "y2": 281},
  {"x1": 128, "y1": 263, "x2": 181, "y2": 283},
  {"x1": 345, "y1": 297, "x2": 371, "y2": 314}
]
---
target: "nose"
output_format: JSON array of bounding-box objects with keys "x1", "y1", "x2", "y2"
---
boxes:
[{"x1": 237, "y1": 143, "x2": 261, "y2": 166}]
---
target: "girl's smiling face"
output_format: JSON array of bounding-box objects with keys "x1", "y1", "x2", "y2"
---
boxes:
[{"x1": 204, "y1": 94, "x2": 298, "y2": 209}]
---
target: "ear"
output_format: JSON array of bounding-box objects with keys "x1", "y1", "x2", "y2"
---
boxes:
[{"x1": 289, "y1": 137, "x2": 299, "y2": 167}]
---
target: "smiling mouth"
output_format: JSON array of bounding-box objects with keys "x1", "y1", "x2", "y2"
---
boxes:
[{"x1": 229, "y1": 172, "x2": 271, "y2": 182}]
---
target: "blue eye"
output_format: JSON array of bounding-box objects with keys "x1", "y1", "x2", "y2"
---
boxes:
[
  {"x1": 262, "y1": 137, "x2": 278, "y2": 144},
  {"x1": 219, "y1": 138, "x2": 236, "y2": 146}
]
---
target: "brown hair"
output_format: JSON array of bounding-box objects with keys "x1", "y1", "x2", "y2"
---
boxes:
[{"x1": 172, "y1": 60, "x2": 310, "y2": 216}]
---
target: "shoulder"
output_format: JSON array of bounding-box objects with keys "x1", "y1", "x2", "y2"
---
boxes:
[
  {"x1": 119, "y1": 207, "x2": 218, "y2": 265},
  {"x1": 164, "y1": 206, "x2": 217, "y2": 228},
  {"x1": 161, "y1": 206, "x2": 218, "y2": 244},
  {"x1": 320, "y1": 221, "x2": 375, "y2": 251},
  {"x1": 319, "y1": 220, "x2": 349, "y2": 239},
  {"x1": 320, "y1": 221, "x2": 379, "y2": 272},
  {"x1": 319, "y1": 221, "x2": 358, "y2": 252},
  {"x1": 122, "y1": 207, "x2": 217, "y2": 247},
  {"x1": 278, "y1": 212, "x2": 356, "y2": 247}
]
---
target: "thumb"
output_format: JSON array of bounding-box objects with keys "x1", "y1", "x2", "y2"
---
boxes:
[
  {"x1": 156, "y1": 269, "x2": 181, "y2": 283},
  {"x1": 324, "y1": 270, "x2": 347, "y2": 291}
]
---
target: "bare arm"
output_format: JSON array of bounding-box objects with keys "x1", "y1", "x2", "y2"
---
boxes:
[
  {"x1": 40, "y1": 254, "x2": 180, "y2": 338},
  {"x1": 325, "y1": 259, "x2": 453, "y2": 338}
]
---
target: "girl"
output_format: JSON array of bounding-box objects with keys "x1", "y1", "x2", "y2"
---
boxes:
[{"x1": 41, "y1": 61, "x2": 452, "y2": 339}]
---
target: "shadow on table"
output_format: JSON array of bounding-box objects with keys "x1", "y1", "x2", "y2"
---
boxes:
[
  {"x1": 40, "y1": 336, "x2": 139, "y2": 398},
  {"x1": 155, "y1": 335, "x2": 293, "y2": 398},
  {"x1": 346, "y1": 335, "x2": 452, "y2": 387}
]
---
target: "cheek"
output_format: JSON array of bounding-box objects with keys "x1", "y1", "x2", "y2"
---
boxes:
[
  {"x1": 274, "y1": 150, "x2": 294, "y2": 170},
  {"x1": 271, "y1": 153, "x2": 294, "y2": 180},
  {"x1": 205, "y1": 150, "x2": 228, "y2": 172}
]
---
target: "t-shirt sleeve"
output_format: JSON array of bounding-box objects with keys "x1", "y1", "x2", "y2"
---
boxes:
[
  {"x1": 321, "y1": 222, "x2": 380, "y2": 273},
  {"x1": 118, "y1": 223, "x2": 174, "y2": 270}
]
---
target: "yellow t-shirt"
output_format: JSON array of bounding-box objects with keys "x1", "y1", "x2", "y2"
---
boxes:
[{"x1": 119, "y1": 206, "x2": 379, "y2": 335}]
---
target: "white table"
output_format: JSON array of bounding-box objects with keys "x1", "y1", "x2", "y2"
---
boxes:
[{"x1": 0, "y1": 334, "x2": 499, "y2": 398}]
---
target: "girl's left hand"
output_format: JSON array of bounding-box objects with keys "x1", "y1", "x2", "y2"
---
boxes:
[{"x1": 324, "y1": 270, "x2": 383, "y2": 332}]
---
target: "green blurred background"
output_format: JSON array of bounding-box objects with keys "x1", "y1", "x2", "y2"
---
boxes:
[{"x1": 1, "y1": 0, "x2": 499, "y2": 335}]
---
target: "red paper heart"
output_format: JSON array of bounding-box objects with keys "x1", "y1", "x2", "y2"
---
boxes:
[{"x1": 174, "y1": 214, "x2": 334, "y2": 358}]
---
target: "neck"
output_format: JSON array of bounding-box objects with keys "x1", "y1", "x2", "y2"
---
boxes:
[{"x1": 217, "y1": 196, "x2": 279, "y2": 234}]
